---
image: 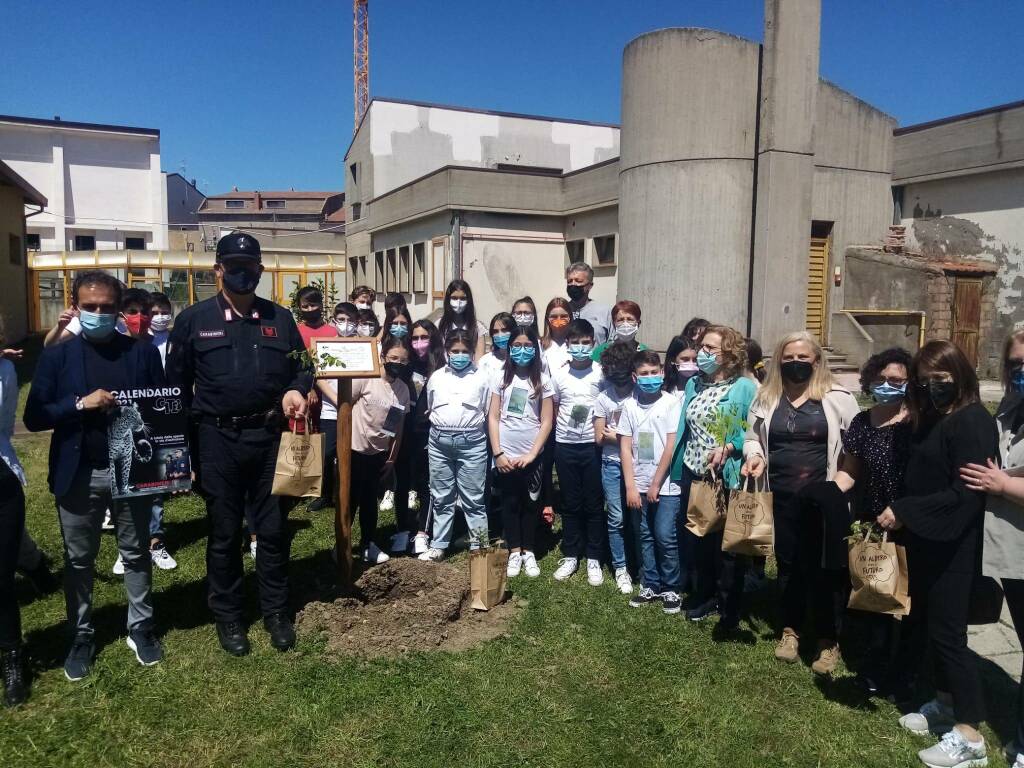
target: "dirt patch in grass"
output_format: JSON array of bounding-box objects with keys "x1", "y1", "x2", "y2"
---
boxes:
[{"x1": 296, "y1": 558, "x2": 518, "y2": 658}]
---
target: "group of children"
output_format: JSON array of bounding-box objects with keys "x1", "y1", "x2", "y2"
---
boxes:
[{"x1": 300, "y1": 281, "x2": 765, "y2": 621}]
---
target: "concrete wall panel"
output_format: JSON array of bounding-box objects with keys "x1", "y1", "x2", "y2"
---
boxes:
[{"x1": 814, "y1": 83, "x2": 895, "y2": 173}]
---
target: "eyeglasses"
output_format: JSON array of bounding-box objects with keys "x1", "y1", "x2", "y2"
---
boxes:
[
  {"x1": 872, "y1": 377, "x2": 907, "y2": 387},
  {"x1": 700, "y1": 344, "x2": 721, "y2": 354}
]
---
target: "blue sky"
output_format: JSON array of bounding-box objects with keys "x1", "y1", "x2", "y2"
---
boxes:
[{"x1": 2, "y1": 1, "x2": 1021, "y2": 194}]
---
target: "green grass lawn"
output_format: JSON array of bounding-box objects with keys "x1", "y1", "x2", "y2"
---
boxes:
[{"x1": 2, "y1": 429, "x2": 1017, "y2": 768}]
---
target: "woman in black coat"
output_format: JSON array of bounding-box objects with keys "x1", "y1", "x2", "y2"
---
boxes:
[{"x1": 877, "y1": 340, "x2": 997, "y2": 768}]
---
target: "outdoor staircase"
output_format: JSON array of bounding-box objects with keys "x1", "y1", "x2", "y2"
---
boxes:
[{"x1": 822, "y1": 346, "x2": 859, "y2": 374}]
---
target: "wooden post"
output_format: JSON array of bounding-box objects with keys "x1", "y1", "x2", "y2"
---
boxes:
[{"x1": 334, "y1": 379, "x2": 354, "y2": 587}]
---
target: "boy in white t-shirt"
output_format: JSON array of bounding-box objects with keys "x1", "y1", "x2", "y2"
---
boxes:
[
  {"x1": 618, "y1": 350, "x2": 683, "y2": 615},
  {"x1": 550, "y1": 319, "x2": 605, "y2": 585}
]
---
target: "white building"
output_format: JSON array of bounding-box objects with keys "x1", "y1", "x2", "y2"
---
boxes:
[{"x1": 0, "y1": 114, "x2": 168, "y2": 252}]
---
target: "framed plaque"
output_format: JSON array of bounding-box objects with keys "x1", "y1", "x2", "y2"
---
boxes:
[{"x1": 313, "y1": 337, "x2": 382, "y2": 379}]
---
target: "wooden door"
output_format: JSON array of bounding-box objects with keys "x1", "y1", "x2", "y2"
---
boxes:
[
  {"x1": 805, "y1": 236, "x2": 830, "y2": 342},
  {"x1": 952, "y1": 278, "x2": 982, "y2": 367}
]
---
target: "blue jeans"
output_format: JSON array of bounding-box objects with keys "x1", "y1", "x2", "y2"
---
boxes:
[
  {"x1": 638, "y1": 493, "x2": 681, "y2": 594},
  {"x1": 601, "y1": 457, "x2": 627, "y2": 570},
  {"x1": 428, "y1": 428, "x2": 488, "y2": 550}
]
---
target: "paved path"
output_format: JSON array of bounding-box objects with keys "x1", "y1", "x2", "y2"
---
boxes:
[{"x1": 970, "y1": 602, "x2": 1021, "y2": 682}]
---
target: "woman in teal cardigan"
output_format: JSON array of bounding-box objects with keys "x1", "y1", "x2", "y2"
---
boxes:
[{"x1": 664, "y1": 325, "x2": 756, "y2": 630}]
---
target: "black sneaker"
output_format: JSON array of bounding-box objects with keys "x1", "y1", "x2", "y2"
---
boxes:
[
  {"x1": 661, "y1": 591, "x2": 682, "y2": 615},
  {"x1": 126, "y1": 628, "x2": 163, "y2": 666},
  {"x1": 2, "y1": 647, "x2": 27, "y2": 707},
  {"x1": 64, "y1": 636, "x2": 95, "y2": 682},
  {"x1": 717, "y1": 614, "x2": 741, "y2": 632},
  {"x1": 263, "y1": 613, "x2": 296, "y2": 652},
  {"x1": 307, "y1": 498, "x2": 329, "y2": 512},
  {"x1": 685, "y1": 598, "x2": 719, "y2": 622},
  {"x1": 216, "y1": 621, "x2": 250, "y2": 657},
  {"x1": 629, "y1": 587, "x2": 661, "y2": 608},
  {"x1": 21, "y1": 554, "x2": 59, "y2": 595}
]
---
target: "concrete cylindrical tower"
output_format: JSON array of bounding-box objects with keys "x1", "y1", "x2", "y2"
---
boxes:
[{"x1": 618, "y1": 28, "x2": 760, "y2": 350}]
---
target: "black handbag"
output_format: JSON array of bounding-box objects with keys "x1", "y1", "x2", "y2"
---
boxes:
[{"x1": 967, "y1": 575, "x2": 1005, "y2": 625}]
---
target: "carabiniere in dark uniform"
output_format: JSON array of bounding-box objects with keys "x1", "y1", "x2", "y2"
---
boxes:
[{"x1": 166, "y1": 232, "x2": 310, "y2": 656}]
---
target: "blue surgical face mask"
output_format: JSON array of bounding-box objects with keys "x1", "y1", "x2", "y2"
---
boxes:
[
  {"x1": 636, "y1": 375, "x2": 664, "y2": 393},
  {"x1": 389, "y1": 324, "x2": 409, "y2": 338},
  {"x1": 871, "y1": 382, "x2": 906, "y2": 404},
  {"x1": 569, "y1": 343, "x2": 593, "y2": 361},
  {"x1": 79, "y1": 310, "x2": 118, "y2": 340},
  {"x1": 1012, "y1": 368, "x2": 1024, "y2": 394},
  {"x1": 510, "y1": 345, "x2": 536, "y2": 366},
  {"x1": 696, "y1": 349, "x2": 720, "y2": 375},
  {"x1": 448, "y1": 351, "x2": 472, "y2": 371},
  {"x1": 492, "y1": 331, "x2": 511, "y2": 349}
]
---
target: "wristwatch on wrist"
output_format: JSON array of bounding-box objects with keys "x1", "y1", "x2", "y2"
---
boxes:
[{"x1": 75, "y1": 397, "x2": 85, "y2": 412}]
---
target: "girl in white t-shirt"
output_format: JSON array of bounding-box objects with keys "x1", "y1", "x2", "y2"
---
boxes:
[
  {"x1": 487, "y1": 325, "x2": 553, "y2": 579},
  {"x1": 438, "y1": 280, "x2": 487, "y2": 360},
  {"x1": 539, "y1": 297, "x2": 572, "y2": 524},
  {"x1": 478, "y1": 313, "x2": 514, "y2": 388},
  {"x1": 419, "y1": 330, "x2": 492, "y2": 562}
]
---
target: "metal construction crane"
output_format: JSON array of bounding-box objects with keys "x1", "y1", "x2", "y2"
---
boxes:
[{"x1": 354, "y1": 0, "x2": 369, "y2": 133}]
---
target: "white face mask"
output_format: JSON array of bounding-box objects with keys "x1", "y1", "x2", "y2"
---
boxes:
[
  {"x1": 336, "y1": 320, "x2": 357, "y2": 337},
  {"x1": 357, "y1": 324, "x2": 375, "y2": 337},
  {"x1": 450, "y1": 298, "x2": 468, "y2": 314},
  {"x1": 615, "y1": 322, "x2": 639, "y2": 339},
  {"x1": 150, "y1": 312, "x2": 172, "y2": 332},
  {"x1": 513, "y1": 312, "x2": 535, "y2": 327},
  {"x1": 355, "y1": 301, "x2": 371, "y2": 311}
]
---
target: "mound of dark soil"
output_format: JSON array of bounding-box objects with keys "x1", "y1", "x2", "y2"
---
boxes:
[{"x1": 296, "y1": 558, "x2": 517, "y2": 659}]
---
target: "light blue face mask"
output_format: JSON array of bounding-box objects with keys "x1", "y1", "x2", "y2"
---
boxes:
[
  {"x1": 636, "y1": 375, "x2": 664, "y2": 393},
  {"x1": 492, "y1": 332, "x2": 511, "y2": 349},
  {"x1": 448, "y1": 352, "x2": 472, "y2": 371},
  {"x1": 568, "y1": 343, "x2": 593, "y2": 361},
  {"x1": 696, "y1": 349, "x2": 720, "y2": 375},
  {"x1": 510, "y1": 345, "x2": 536, "y2": 366},
  {"x1": 389, "y1": 324, "x2": 409, "y2": 338},
  {"x1": 79, "y1": 310, "x2": 118, "y2": 340},
  {"x1": 871, "y1": 382, "x2": 906, "y2": 404},
  {"x1": 1013, "y1": 368, "x2": 1024, "y2": 394}
]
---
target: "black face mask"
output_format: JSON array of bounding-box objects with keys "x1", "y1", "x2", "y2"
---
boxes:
[
  {"x1": 926, "y1": 381, "x2": 958, "y2": 411},
  {"x1": 222, "y1": 266, "x2": 260, "y2": 295},
  {"x1": 566, "y1": 284, "x2": 586, "y2": 302},
  {"x1": 300, "y1": 308, "x2": 322, "y2": 323},
  {"x1": 384, "y1": 362, "x2": 408, "y2": 379},
  {"x1": 780, "y1": 360, "x2": 814, "y2": 384}
]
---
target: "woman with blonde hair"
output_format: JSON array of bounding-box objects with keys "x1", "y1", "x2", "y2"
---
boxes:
[
  {"x1": 664, "y1": 325, "x2": 756, "y2": 628},
  {"x1": 742, "y1": 331, "x2": 859, "y2": 672}
]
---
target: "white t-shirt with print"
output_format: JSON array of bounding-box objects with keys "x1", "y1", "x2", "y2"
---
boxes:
[
  {"x1": 478, "y1": 351, "x2": 507, "y2": 389},
  {"x1": 544, "y1": 340, "x2": 568, "y2": 375},
  {"x1": 617, "y1": 391, "x2": 683, "y2": 496},
  {"x1": 593, "y1": 384, "x2": 633, "y2": 462},
  {"x1": 551, "y1": 362, "x2": 603, "y2": 444},
  {"x1": 426, "y1": 364, "x2": 492, "y2": 431},
  {"x1": 491, "y1": 372, "x2": 553, "y2": 459}
]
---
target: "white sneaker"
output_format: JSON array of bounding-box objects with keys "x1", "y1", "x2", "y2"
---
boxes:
[
  {"x1": 521, "y1": 551, "x2": 541, "y2": 577},
  {"x1": 1007, "y1": 743, "x2": 1023, "y2": 768},
  {"x1": 506, "y1": 551, "x2": 523, "y2": 578},
  {"x1": 413, "y1": 532, "x2": 429, "y2": 555},
  {"x1": 390, "y1": 531, "x2": 410, "y2": 554},
  {"x1": 917, "y1": 728, "x2": 987, "y2": 768},
  {"x1": 614, "y1": 567, "x2": 633, "y2": 594},
  {"x1": 111, "y1": 554, "x2": 125, "y2": 575},
  {"x1": 379, "y1": 490, "x2": 395, "y2": 513},
  {"x1": 150, "y1": 546, "x2": 177, "y2": 570},
  {"x1": 102, "y1": 510, "x2": 114, "y2": 531},
  {"x1": 1013, "y1": 751, "x2": 1024, "y2": 768},
  {"x1": 249, "y1": 540, "x2": 257, "y2": 560},
  {"x1": 418, "y1": 547, "x2": 445, "y2": 562},
  {"x1": 586, "y1": 559, "x2": 604, "y2": 586},
  {"x1": 363, "y1": 542, "x2": 390, "y2": 565},
  {"x1": 899, "y1": 699, "x2": 956, "y2": 736},
  {"x1": 553, "y1": 557, "x2": 578, "y2": 582},
  {"x1": 408, "y1": 491, "x2": 420, "y2": 510}
]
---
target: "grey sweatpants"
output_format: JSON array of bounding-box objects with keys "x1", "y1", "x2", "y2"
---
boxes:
[{"x1": 56, "y1": 467, "x2": 153, "y2": 638}]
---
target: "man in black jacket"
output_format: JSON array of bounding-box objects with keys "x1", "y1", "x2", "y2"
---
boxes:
[
  {"x1": 24, "y1": 270, "x2": 166, "y2": 682},
  {"x1": 166, "y1": 233, "x2": 309, "y2": 656}
]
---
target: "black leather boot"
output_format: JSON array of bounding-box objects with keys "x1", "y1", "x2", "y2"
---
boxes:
[
  {"x1": 2, "y1": 647, "x2": 27, "y2": 707},
  {"x1": 263, "y1": 613, "x2": 296, "y2": 651},
  {"x1": 216, "y1": 621, "x2": 250, "y2": 657}
]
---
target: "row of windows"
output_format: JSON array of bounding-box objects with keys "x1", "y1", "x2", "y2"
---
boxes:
[
  {"x1": 224, "y1": 199, "x2": 287, "y2": 209},
  {"x1": 24, "y1": 234, "x2": 148, "y2": 252},
  {"x1": 349, "y1": 243, "x2": 429, "y2": 295}
]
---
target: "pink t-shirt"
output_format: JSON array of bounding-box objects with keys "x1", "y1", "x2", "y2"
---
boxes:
[{"x1": 298, "y1": 322, "x2": 338, "y2": 350}]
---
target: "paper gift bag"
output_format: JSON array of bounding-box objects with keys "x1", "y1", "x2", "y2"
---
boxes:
[
  {"x1": 847, "y1": 531, "x2": 911, "y2": 617},
  {"x1": 722, "y1": 476, "x2": 774, "y2": 556},
  {"x1": 271, "y1": 420, "x2": 324, "y2": 498},
  {"x1": 469, "y1": 544, "x2": 509, "y2": 611},
  {"x1": 686, "y1": 468, "x2": 727, "y2": 538}
]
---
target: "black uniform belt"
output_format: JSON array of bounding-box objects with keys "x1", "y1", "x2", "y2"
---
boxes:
[{"x1": 199, "y1": 412, "x2": 277, "y2": 430}]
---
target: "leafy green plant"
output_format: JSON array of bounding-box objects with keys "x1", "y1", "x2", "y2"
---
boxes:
[
  {"x1": 848, "y1": 520, "x2": 884, "y2": 543},
  {"x1": 469, "y1": 527, "x2": 499, "y2": 551},
  {"x1": 288, "y1": 347, "x2": 346, "y2": 374},
  {"x1": 707, "y1": 406, "x2": 748, "y2": 448}
]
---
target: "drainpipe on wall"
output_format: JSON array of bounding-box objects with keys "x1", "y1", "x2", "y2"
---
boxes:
[{"x1": 450, "y1": 210, "x2": 462, "y2": 279}]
